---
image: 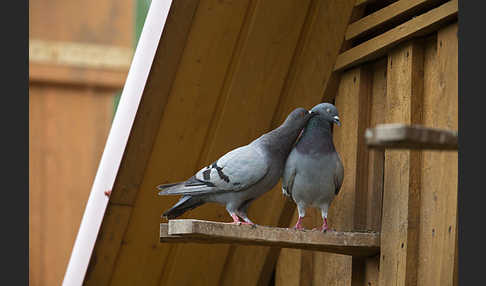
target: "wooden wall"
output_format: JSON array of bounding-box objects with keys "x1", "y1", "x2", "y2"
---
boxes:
[
  {"x1": 29, "y1": 0, "x2": 134, "y2": 285},
  {"x1": 276, "y1": 22, "x2": 458, "y2": 286}
]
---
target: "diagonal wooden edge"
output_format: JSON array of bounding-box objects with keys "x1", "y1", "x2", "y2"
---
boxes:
[
  {"x1": 365, "y1": 123, "x2": 458, "y2": 150},
  {"x1": 160, "y1": 220, "x2": 380, "y2": 257}
]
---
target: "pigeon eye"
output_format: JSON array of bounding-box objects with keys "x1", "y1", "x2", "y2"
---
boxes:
[{"x1": 326, "y1": 108, "x2": 331, "y2": 113}]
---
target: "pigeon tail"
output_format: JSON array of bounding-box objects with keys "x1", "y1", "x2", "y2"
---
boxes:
[{"x1": 162, "y1": 195, "x2": 204, "y2": 219}]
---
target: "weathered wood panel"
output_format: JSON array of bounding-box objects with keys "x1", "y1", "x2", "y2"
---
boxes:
[
  {"x1": 29, "y1": 0, "x2": 133, "y2": 285},
  {"x1": 417, "y1": 23, "x2": 458, "y2": 286},
  {"x1": 378, "y1": 40, "x2": 424, "y2": 286},
  {"x1": 29, "y1": 86, "x2": 114, "y2": 286}
]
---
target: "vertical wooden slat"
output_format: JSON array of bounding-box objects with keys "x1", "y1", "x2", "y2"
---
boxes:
[
  {"x1": 29, "y1": 90, "x2": 45, "y2": 286},
  {"x1": 352, "y1": 58, "x2": 388, "y2": 286},
  {"x1": 313, "y1": 66, "x2": 371, "y2": 285},
  {"x1": 417, "y1": 23, "x2": 458, "y2": 286},
  {"x1": 378, "y1": 40, "x2": 424, "y2": 286},
  {"x1": 31, "y1": 85, "x2": 113, "y2": 286}
]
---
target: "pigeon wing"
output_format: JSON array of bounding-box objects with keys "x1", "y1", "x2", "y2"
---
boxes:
[{"x1": 159, "y1": 145, "x2": 269, "y2": 196}]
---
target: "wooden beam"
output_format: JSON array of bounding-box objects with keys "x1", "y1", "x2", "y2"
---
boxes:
[
  {"x1": 378, "y1": 40, "x2": 424, "y2": 286},
  {"x1": 346, "y1": 0, "x2": 442, "y2": 41},
  {"x1": 29, "y1": 39, "x2": 133, "y2": 70},
  {"x1": 365, "y1": 123, "x2": 458, "y2": 150},
  {"x1": 29, "y1": 63, "x2": 128, "y2": 89},
  {"x1": 334, "y1": 0, "x2": 457, "y2": 72},
  {"x1": 160, "y1": 220, "x2": 380, "y2": 257}
]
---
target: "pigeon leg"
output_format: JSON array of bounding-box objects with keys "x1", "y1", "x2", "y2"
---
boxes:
[
  {"x1": 236, "y1": 200, "x2": 256, "y2": 226},
  {"x1": 293, "y1": 203, "x2": 306, "y2": 230},
  {"x1": 318, "y1": 205, "x2": 330, "y2": 232},
  {"x1": 230, "y1": 213, "x2": 242, "y2": 225}
]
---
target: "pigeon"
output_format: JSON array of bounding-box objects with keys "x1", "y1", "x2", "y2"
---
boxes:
[
  {"x1": 157, "y1": 107, "x2": 315, "y2": 225},
  {"x1": 282, "y1": 103, "x2": 343, "y2": 232}
]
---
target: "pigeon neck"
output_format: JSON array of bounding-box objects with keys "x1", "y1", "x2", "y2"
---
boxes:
[
  {"x1": 258, "y1": 123, "x2": 303, "y2": 158},
  {"x1": 296, "y1": 116, "x2": 335, "y2": 154}
]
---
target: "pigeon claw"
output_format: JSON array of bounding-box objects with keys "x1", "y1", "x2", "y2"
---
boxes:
[{"x1": 104, "y1": 189, "x2": 112, "y2": 197}]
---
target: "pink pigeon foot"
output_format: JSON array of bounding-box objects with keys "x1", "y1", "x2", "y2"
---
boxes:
[
  {"x1": 230, "y1": 213, "x2": 241, "y2": 224},
  {"x1": 320, "y1": 218, "x2": 329, "y2": 232},
  {"x1": 104, "y1": 189, "x2": 112, "y2": 197},
  {"x1": 293, "y1": 216, "x2": 304, "y2": 230}
]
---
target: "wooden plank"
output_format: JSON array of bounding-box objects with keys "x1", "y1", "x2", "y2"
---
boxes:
[
  {"x1": 29, "y1": 89, "x2": 45, "y2": 286},
  {"x1": 365, "y1": 123, "x2": 458, "y2": 150},
  {"x1": 38, "y1": 86, "x2": 113, "y2": 286},
  {"x1": 29, "y1": 0, "x2": 133, "y2": 47},
  {"x1": 417, "y1": 23, "x2": 458, "y2": 286},
  {"x1": 378, "y1": 40, "x2": 424, "y2": 286},
  {"x1": 109, "y1": 0, "x2": 199, "y2": 206},
  {"x1": 29, "y1": 63, "x2": 128, "y2": 89},
  {"x1": 160, "y1": 220, "x2": 380, "y2": 256},
  {"x1": 84, "y1": 205, "x2": 132, "y2": 286},
  {"x1": 334, "y1": 0, "x2": 457, "y2": 71},
  {"x1": 346, "y1": 0, "x2": 442, "y2": 41},
  {"x1": 29, "y1": 39, "x2": 133, "y2": 70},
  {"x1": 351, "y1": 58, "x2": 388, "y2": 286}
]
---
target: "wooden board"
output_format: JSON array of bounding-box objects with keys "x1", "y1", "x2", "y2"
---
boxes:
[
  {"x1": 334, "y1": 0, "x2": 457, "y2": 71},
  {"x1": 365, "y1": 123, "x2": 458, "y2": 150},
  {"x1": 158, "y1": 220, "x2": 380, "y2": 256},
  {"x1": 29, "y1": 85, "x2": 114, "y2": 286},
  {"x1": 29, "y1": 63, "x2": 128, "y2": 89},
  {"x1": 346, "y1": 0, "x2": 442, "y2": 41},
  {"x1": 416, "y1": 23, "x2": 458, "y2": 286},
  {"x1": 378, "y1": 40, "x2": 424, "y2": 286}
]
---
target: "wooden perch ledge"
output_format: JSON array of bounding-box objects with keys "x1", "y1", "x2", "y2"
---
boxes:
[
  {"x1": 365, "y1": 123, "x2": 458, "y2": 150},
  {"x1": 160, "y1": 219, "x2": 380, "y2": 257}
]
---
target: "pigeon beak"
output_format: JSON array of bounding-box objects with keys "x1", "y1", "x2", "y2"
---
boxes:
[
  {"x1": 333, "y1": 116, "x2": 341, "y2": 126},
  {"x1": 309, "y1": 111, "x2": 318, "y2": 117}
]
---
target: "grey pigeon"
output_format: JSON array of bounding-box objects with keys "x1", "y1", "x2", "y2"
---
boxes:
[
  {"x1": 282, "y1": 103, "x2": 343, "y2": 231},
  {"x1": 157, "y1": 108, "x2": 315, "y2": 225}
]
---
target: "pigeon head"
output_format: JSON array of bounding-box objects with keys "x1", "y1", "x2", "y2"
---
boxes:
[
  {"x1": 310, "y1": 103, "x2": 341, "y2": 126},
  {"x1": 283, "y1": 107, "x2": 314, "y2": 127}
]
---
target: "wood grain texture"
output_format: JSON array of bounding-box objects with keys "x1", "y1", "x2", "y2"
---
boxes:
[
  {"x1": 346, "y1": 0, "x2": 442, "y2": 41},
  {"x1": 416, "y1": 23, "x2": 458, "y2": 286},
  {"x1": 335, "y1": 0, "x2": 457, "y2": 71},
  {"x1": 107, "y1": 1, "x2": 251, "y2": 285},
  {"x1": 365, "y1": 123, "x2": 458, "y2": 150},
  {"x1": 29, "y1": 85, "x2": 114, "y2": 286},
  {"x1": 29, "y1": 63, "x2": 128, "y2": 89},
  {"x1": 29, "y1": 0, "x2": 133, "y2": 47},
  {"x1": 378, "y1": 40, "x2": 424, "y2": 286},
  {"x1": 159, "y1": 220, "x2": 380, "y2": 256}
]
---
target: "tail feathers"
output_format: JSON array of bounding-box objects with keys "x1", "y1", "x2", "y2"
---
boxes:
[
  {"x1": 162, "y1": 196, "x2": 204, "y2": 219},
  {"x1": 157, "y1": 182, "x2": 215, "y2": 196}
]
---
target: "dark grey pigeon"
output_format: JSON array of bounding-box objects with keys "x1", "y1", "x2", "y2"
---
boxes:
[
  {"x1": 157, "y1": 108, "x2": 315, "y2": 225},
  {"x1": 282, "y1": 103, "x2": 343, "y2": 232}
]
